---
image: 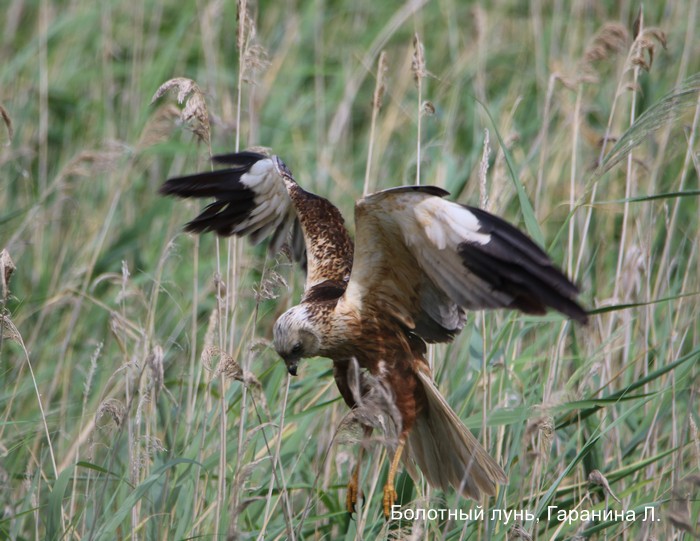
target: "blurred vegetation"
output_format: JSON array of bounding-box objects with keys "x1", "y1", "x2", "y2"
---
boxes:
[{"x1": 1, "y1": 0, "x2": 698, "y2": 539}]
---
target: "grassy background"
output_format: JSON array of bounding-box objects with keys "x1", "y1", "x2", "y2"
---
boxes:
[{"x1": 1, "y1": 0, "x2": 699, "y2": 539}]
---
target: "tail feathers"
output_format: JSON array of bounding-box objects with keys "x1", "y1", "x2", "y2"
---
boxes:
[{"x1": 406, "y1": 370, "x2": 507, "y2": 499}]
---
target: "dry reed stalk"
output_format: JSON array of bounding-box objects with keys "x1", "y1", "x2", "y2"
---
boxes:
[
  {"x1": 152, "y1": 73, "x2": 216, "y2": 536},
  {"x1": 257, "y1": 377, "x2": 296, "y2": 541},
  {"x1": 573, "y1": 22, "x2": 630, "y2": 280},
  {"x1": 651, "y1": 93, "x2": 700, "y2": 300},
  {"x1": 229, "y1": 2, "x2": 279, "y2": 536},
  {"x1": 478, "y1": 129, "x2": 490, "y2": 210},
  {"x1": 612, "y1": 17, "x2": 644, "y2": 308},
  {"x1": 151, "y1": 78, "x2": 211, "y2": 146},
  {"x1": 2, "y1": 315, "x2": 60, "y2": 479},
  {"x1": 412, "y1": 33, "x2": 426, "y2": 186},
  {"x1": 609, "y1": 12, "x2": 668, "y2": 443},
  {"x1": 68, "y1": 341, "x2": 101, "y2": 525},
  {"x1": 0, "y1": 104, "x2": 13, "y2": 145},
  {"x1": 326, "y1": 0, "x2": 431, "y2": 148},
  {"x1": 364, "y1": 50, "x2": 388, "y2": 196},
  {"x1": 225, "y1": 3, "x2": 248, "y2": 536},
  {"x1": 0, "y1": 249, "x2": 15, "y2": 305}
]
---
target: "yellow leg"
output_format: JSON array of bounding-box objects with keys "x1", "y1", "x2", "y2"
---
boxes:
[
  {"x1": 383, "y1": 438, "x2": 406, "y2": 519},
  {"x1": 347, "y1": 426, "x2": 372, "y2": 514}
]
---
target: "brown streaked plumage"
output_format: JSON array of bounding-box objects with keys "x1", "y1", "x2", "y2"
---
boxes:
[{"x1": 160, "y1": 151, "x2": 588, "y2": 518}]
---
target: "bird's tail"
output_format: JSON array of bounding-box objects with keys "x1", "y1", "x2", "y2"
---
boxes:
[{"x1": 406, "y1": 370, "x2": 507, "y2": 499}]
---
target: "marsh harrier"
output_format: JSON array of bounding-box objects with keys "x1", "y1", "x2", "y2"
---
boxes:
[{"x1": 161, "y1": 150, "x2": 587, "y2": 517}]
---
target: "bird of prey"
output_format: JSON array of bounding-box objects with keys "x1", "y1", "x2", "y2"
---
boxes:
[{"x1": 160, "y1": 150, "x2": 587, "y2": 518}]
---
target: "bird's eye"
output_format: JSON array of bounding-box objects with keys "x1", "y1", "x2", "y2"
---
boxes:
[{"x1": 291, "y1": 342, "x2": 303, "y2": 354}]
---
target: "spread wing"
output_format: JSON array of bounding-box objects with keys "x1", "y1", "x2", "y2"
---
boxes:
[
  {"x1": 160, "y1": 151, "x2": 303, "y2": 257},
  {"x1": 343, "y1": 186, "x2": 587, "y2": 343},
  {"x1": 160, "y1": 151, "x2": 353, "y2": 293}
]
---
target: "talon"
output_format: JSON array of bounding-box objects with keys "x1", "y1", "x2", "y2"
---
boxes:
[
  {"x1": 346, "y1": 478, "x2": 360, "y2": 514},
  {"x1": 347, "y1": 426, "x2": 372, "y2": 515},
  {"x1": 383, "y1": 437, "x2": 406, "y2": 520},
  {"x1": 382, "y1": 483, "x2": 398, "y2": 519}
]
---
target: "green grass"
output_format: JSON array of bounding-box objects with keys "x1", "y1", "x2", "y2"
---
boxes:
[{"x1": 1, "y1": 1, "x2": 699, "y2": 539}]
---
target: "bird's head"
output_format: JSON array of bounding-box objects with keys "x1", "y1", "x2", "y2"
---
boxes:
[{"x1": 272, "y1": 305, "x2": 321, "y2": 376}]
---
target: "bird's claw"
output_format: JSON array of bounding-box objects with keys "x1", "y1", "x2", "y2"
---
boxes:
[
  {"x1": 346, "y1": 478, "x2": 360, "y2": 514},
  {"x1": 382, "y1": 484, "x2": 398, "y2": 519}
]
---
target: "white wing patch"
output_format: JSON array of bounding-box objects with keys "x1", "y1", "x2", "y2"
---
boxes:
[
  {"x1": 382, "y1": 192, "x2": 508, "y2": 309},
  {"x1": 413, "y1": 197, "x2": 490, "y2": 250},
  {"x1": 240, "y1": 158, "x2": 277, "y2": 188},
  {"x1": 231, "y1": 158, "x2": 297, "y2": 249}
]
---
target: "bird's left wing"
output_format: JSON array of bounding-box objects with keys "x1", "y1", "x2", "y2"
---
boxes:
[{"x1": 342, "y1": 186, "x2": 587, "y2": 343}]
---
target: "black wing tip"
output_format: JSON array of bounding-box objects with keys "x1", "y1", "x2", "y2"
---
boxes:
[
  {"x1": 157, "y1": 177, "x2": 202, "y2": 200},
  {"x1": 517, "y1": 298, "x2": 589, "y2": 325},
  {"x1": 182, "y1": 221, "x2": 231, "y2": 237},
  {"x1": 367, "y1": 185, "x2": 451, "y2": 199},
  {"x1": 159, "y1": 176, "x2": 199, "y2": 198},
  {"x1": 159, "y1": 151, "x2": 267, "y2": 196},
  {"x1": 161, "y1": 150, "x2": 291, "y2": 203},
  {"x1": 457, "y1": 206, "x2": 591, "y2": 324},
  {"x1": 458, "y1": 236, "x2": 589, "y2": 324},
  {"x1": 212, "y1": 150, "x2": 269, "y2": 165},
  {"x1": 160, "y1": 151, "x2": 289, "y2": 199},
  {"x1": 568, "y1": 300, "x2": 589, "y2": 325},
  {"x1": 575, "y1": 310, "x2": 589, "y2": 325},
  {"x1": 158, "y1": 179, "x2": 177, "y2": 196},
  {"x1": 557, "y1": 284, "x2": 589, "y2": 324},
  {"x1": 540, "y1": 274, "x2": 590, "y2": 323}
]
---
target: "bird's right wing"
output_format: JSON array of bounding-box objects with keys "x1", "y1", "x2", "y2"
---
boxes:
[
  {"x1": 160, "y1": 151, "x2": 304, "y2": 260},
  {"x1": 160, "y1": 151, "x2": 354, "y2": 293}
]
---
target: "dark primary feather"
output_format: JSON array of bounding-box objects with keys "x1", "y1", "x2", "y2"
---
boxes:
[
  {"x1": 371, "y1": 185, "x2": 451, "y2": 198},
  {"x1": 160, "y1": 151, "x2": 354, "y2": 285},
  {"x1": 159, "y1": 168, "x2": 259, "y2": 236},
  {"x1": 211, "y1": 150, "x2": 270, "y2": 166},
  {"x1": 458, "y1": 206, "x2": 588, "y2": 324},
  {"x1": 159, "y1": 150, "x2": 267, "y2": 199}
]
